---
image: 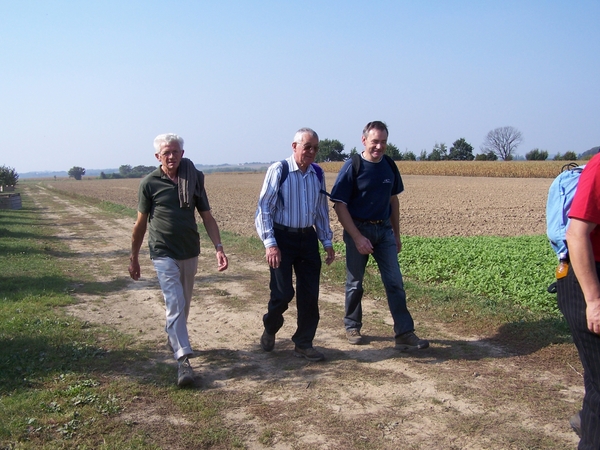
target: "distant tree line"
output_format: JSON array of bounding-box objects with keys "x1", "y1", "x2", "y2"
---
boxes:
[
  {"x1": 65, "y1": 126, "x2": 593, "y2": 181},
  {"x1": 524, "y1": 149, "x2": 577, "y2": 161},
  {"x1": 315, "y1": 126, "x2": 588, "y2": 162},
  {"x1": 315, "y1": 137, "x2": 482, "y2": 162},
  {"x1": 315, "y1": 139, "x2": 418, "y2": 162},
  {"x1": 100, "y1": 165, "x2": 156, "y2": 179}
]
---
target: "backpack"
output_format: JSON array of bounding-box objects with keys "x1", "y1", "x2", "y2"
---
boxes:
[
  {"x1": 546, "y1": 162, "x2": 585, "y2": 261},
  {"x1": 277, "y1": 160, "x2": 328, "y2": 206}
]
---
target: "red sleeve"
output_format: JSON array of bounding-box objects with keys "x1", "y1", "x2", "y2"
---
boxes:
[{"x1": 569, "y1": 153, "x2": 600, "y2": 225}]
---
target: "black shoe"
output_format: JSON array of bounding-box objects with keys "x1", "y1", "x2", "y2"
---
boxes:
[
  {"x1": 569, "y1": 411, "x2": 581, "y2": 437},
  {"x1": 177, "y1": 357, "x2": 195, "y2": 388},
  {"x1": 395, "y1": 331, "x2": 429, "y2": 351},
  {"x1": 293, "y1": 346, "x2": 325, "y2": 362},
  {"x1": 260, "y1": 330, "x2": 275, "y2": 352}
]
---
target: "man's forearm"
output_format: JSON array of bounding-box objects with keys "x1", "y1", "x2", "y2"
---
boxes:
[
  {"x1": 200, "y1": 212, "x2": 223, "y2": 250},
  {"x1": 130, "y1": 215, "x2": 147, "y2": 258}
]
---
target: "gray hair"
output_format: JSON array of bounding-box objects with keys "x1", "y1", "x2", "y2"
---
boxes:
[
  {"x1": 293, "y1": 127, "x2": 318, "y2": 143},
  {"x1": 153, "y1": 133, "x2": 184, "y2": 154}
]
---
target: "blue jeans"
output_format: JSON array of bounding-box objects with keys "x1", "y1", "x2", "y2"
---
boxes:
[
  {"x1": 152, "y1": 256, "x2": 198, "y2": 360},
  {"x1": 343, "y1": 219, "x2": 414, "y2": 338},
  {"x1": 263, "y1": 227, "x2": 321, "y2": 349}
]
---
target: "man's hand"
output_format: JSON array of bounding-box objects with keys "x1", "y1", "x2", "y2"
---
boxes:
[
  {"x1": 587, "y1": 300, "x2": 600, "y2": 334},
  {"x1": 353, "y1": 235, "x2": 373, "y2": 255},
  {"x1": 324, "y1": 247, "x2": 335, "y2": 265},
  {"x1": 216, "y1": 250, "x2": 228, "y2": 272},
  {"x1": 129, "y1": 257, "x2": 141, "y2": 280},
  {"x1": 266, "y1": 246, "x2": 281, "y2": 269}
]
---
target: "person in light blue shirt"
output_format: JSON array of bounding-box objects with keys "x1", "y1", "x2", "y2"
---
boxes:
[{"x1": 255, "y1": 127, "x2": 335, "y2": 361}]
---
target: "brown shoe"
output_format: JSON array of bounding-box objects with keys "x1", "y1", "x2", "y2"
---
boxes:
[
  {"x1": 260, "y1": 330, "x2": 275, "y2": 352},
  {"x1": 346, "y1": 328, "x2": 364, "y2": 345},
  {"x1": 294, "y1": 346, "x2": 325, "y2": 362},
  {"x1": 395, "y1": 331, "x2": 429, "y2": 351}
]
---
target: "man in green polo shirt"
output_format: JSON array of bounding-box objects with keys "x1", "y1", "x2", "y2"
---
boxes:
[{"x1": 128, "y1": 133, "x2": 228, "y2": 387}]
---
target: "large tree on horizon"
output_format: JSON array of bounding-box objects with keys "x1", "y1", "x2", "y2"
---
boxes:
[
  {"x1": 68, "y1": 166, "x2": 86, "y2": 180},
  {"x1": 481, "y1": 126, "x2": 523, "y2": 161}
]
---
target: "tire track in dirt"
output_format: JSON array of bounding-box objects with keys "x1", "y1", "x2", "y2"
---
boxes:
[{"x1": 26, "y1": 183, "x2": 581, "y2": 449}]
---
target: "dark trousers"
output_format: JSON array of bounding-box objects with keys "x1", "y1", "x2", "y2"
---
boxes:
[
  {"x1": 558, "y1": 263, "x2": 600, "y2": 449},
  {"x1": 263, "y1": 227, "x2": 321, "y2": 349}
]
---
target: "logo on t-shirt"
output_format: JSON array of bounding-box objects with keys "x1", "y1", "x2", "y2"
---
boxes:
[{"x1": 383, "y1": 178, "x2": 392, "y2": 184}]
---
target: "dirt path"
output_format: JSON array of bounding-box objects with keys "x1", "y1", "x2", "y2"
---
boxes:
[{"x1": 26, "y1": 183, "x2": 582, "y2": 449}]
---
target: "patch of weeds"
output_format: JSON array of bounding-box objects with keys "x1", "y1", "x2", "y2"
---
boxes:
[
  {"x1": 214, "y1": 289, "x2": 230, "y2": 296},
  {"x1": 258, "y1": 428, "x2": 276, "y2": 445}
]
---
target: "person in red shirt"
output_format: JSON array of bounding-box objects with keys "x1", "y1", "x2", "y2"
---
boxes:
[{"x1": 559, "y1": 152, "x2": 600, "y2": 448}]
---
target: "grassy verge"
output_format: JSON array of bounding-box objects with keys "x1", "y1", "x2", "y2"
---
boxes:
[{"x1": 0, "y1": 193, "x2": 244, "y2": 449}]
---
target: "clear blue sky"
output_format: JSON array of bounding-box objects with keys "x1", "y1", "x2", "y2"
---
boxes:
[{"x1": 2, "y1": 0, "x2": 599, "y2": 173}]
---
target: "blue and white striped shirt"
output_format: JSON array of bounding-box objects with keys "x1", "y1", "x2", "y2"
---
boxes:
[{"x1": 255, "y1": 156, "x2": 333, "y2": 249}]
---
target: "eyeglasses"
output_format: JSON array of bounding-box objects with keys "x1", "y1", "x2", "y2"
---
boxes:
[
  {"x1": 295, "y1": 142, "x2": 319, "y2": 152},
  {"x1": 159, "y1": 150, "x2": 182, "y2": 158}
]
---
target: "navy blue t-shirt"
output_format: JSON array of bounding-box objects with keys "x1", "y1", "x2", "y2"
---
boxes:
[{"x1": 330, "y1": 155, "x2": 403, "y2": 221}]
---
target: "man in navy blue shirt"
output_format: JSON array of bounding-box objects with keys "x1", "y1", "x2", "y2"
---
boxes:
[{"x1": 330, "y1": 121, "x2": 428, "y2": 351}]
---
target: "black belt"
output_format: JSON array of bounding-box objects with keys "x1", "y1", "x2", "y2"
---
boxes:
[
  {"x1": 273, "y1": 223, "x2": 314, "y2": 233},
  {"x1": 353, "y1": 217, "x2": 385, "y2": 225}
]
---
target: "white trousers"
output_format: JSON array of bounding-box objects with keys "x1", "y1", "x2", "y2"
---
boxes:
[{"x1": 152, "y1": 256, "x2": 198, "y2": 360}]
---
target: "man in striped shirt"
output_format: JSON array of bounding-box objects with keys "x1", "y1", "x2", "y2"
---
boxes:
[{"x1": 255, "y1": 127, "x2": 335, "y2": 362}]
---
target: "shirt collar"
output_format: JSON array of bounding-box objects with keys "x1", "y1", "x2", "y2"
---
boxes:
[{"x1": 287, "y1": 155, "x2": 315, "y2": 174}]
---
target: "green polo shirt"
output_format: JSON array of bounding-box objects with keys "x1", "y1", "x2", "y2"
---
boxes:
[{"x1": 138, "y1": 167, "x2": 210, "y2": 260}]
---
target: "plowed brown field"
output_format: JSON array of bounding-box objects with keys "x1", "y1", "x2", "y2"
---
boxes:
[{"x1": 40, "y1": 172, "x2": 552, "y2": 239}]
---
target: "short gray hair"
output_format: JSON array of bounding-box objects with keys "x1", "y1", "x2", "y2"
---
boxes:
[
  {"x1": 153, "y1": 133, "x2": 184, "y2": 154},
  {"x1": 293, "y1": 127, "x2": 318, "y2": 143}
]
